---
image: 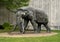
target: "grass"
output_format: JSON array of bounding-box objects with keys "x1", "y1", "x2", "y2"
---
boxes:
[{"x1": 0, "y1": 30, "x2": 60, "y2": 42}]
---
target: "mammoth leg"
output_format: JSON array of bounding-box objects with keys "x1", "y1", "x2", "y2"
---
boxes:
[
  {"x1": 37, "y1": 24, "x2": 41, "y2": 33},
  {"x1": 30, "y1": 20, "x2": 38, "y2": 33},
  {"x1": 13, "y1": 24, "x2": 17, "y2": 31},
  {"x1": 43, "y1": 23, "x2": 51, "y2": 33},
  {"x1": 10, "y1": 24, "x2": 17, "y2": 32},
  {"x1": 24, "y1": 19, "x2": 29, "y2": 33},
  {"x1": 18, "y1": 22, "x2": 24, "y2": 33}
]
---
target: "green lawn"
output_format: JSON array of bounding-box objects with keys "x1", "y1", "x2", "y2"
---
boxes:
[{"x1": 0, "y1": 30, "x2": 60, "y2": 42}]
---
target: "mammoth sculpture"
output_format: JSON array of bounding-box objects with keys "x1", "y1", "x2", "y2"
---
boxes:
[
  {"x1": 11, "y1": 7, "x2": 51, "y2": 34},
  {"x1": 20, "y1": 7, "x2": 51, "y2": 33}
]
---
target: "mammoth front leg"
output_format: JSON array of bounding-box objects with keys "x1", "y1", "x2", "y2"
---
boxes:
[
  {"x1": 20, "y1": 19, "x2": 29, "y2": 34},
  {"x1": 18, "y1": 22, "x2": 25, "y2": 34},
  {"x1": 24, "y1": 19, "x2": 29, "y2": 33}
]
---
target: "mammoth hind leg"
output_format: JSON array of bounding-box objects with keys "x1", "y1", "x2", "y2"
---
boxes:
[
  {"x1": 30, "y1": 20, "x2": 38, "y2": 33},
  {"x1": 43, "y1": 23, "x2": 51, "y2": 33},
  {"x1": 37, "y1": 24, "x2": 41, "y2": 33}
]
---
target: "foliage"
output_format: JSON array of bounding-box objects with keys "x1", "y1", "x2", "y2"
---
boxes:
[
  {"x1": 0, "y1": 0, "x2": 30, "y2": 9},
  {"x1": 2, "y1": 22, "x2": 19, "y2": 31},
  {"x1": 2, "y1": 22, "x2": 13, "y2": 31}
]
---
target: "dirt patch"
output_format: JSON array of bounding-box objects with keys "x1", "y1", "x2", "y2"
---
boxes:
[{"x1": 0, "y1": 31, "x2": 58, "y2": 37}]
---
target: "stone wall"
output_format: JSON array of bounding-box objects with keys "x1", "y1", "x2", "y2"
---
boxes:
[{"x1": 0, "y1": 7, "x2": 16, "y2": 25}]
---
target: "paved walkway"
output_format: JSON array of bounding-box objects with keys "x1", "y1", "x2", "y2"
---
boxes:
[{"x1": 0, "y1": 31, "x2": 58, "y2": 37}]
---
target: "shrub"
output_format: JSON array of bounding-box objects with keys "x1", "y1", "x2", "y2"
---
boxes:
[
  {"x1": 0, "y1": 25, "x2": 4, "y2": 29},
  {"x1": 3, "y1": 22, "x2": 13, "y2": 31}
]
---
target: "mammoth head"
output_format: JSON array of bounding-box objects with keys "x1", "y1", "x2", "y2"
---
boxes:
[
  {"x1": 16, "y1": 8, "x2": 33, "y2": 19},
  {"x1": 16, "y1": 9, "x2": 26, "y2": 15}
]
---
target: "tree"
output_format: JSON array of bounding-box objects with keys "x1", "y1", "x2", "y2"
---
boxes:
[
  {"x1": 0, "y1": 0, "x2": 30, "y2": 24},
  {"x1": 0, "y1": 0, "x2": 30, "y2": 10}
]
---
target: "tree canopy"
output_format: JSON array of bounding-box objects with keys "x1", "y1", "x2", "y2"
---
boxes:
[{"x1": 0, "y1": 0, "x2": 30, "y2": 9}]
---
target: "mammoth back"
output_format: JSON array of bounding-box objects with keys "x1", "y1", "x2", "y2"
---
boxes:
[{"x1": 35, "y1": 10, "x2": 48, "y2": 22}]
